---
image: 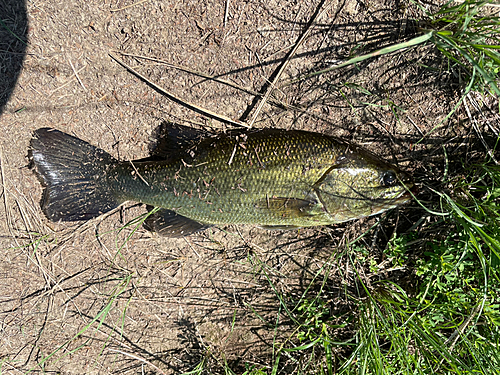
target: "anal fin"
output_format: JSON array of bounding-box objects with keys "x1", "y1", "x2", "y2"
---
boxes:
[{"x1": 144, "y1": 208, "x2": 211, "y2": 237}]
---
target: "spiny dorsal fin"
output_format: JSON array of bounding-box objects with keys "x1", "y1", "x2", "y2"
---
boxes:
[{"x1": 149, "y1": 121, "x2": 213, "y2": 160}]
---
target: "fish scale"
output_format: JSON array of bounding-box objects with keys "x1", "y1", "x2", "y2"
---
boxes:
[
  {"x1": 29, "y1": 126, "x2": 413, "y2": 236},
  {"x1": 110, "y1": 130, "x2": 343, "y2": 226}
]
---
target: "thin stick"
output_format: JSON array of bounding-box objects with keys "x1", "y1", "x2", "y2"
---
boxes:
[
  {"x1": 0, "y1": 146, "x2": 13, "y2": 236},
  {"x1": 68, "y1": 57, "x2": 87, "y2": 91},
  {"x1": 110, "y1": 0, "x2": 148, "y2": 12},
  {"x1": 464, "y1": 93, "x2": 498, "y2": 164},
  {"x1": 111, "y1": 50, "x2": 264, "y2": 98},
  {"x1": 129, "y1": 161, "x2": 150, "y2": 186},
  {"x1": 247, "y1": 0, "x2": 334, "y2": 128},
  {"x1": 439, "y1": 304, "x2": 482, "y2": 366},
  {"x1": 109, "y1": 52, "x2": 249, "y2": 128},
  {"x1": 228, "y1": 144, "x2": 237, "y2": 165},
  {"x1": 224, "y1": 0, "x2": 229, "y2": 28},
  {"x1": 108, "y1": 349, "x2": 167, "y2": 374},
  {"x1": 49, "y1": 66, "x2": 86, "y2": 95}
]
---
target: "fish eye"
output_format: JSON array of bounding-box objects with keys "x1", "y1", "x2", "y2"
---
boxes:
[{"x1": 382, "y1": 171, "x2": 397, "y2": 187}]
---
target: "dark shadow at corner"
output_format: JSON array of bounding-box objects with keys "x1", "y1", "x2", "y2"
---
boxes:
[{"x1": 0, "y1": 0, "x2": 28, "y2": 116}]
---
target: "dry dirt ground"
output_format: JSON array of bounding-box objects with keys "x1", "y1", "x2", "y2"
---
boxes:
[{"x1": 0, "y1": 0, "x2": 498, "y2": 373}]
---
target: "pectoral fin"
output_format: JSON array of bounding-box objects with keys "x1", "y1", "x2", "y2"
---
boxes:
[
  {"x1": 144, "y1": 208, "x2": 211, "y2": 237},
  {"x1": 254, "y1": 197, "x2": 320, "y2": 219}
]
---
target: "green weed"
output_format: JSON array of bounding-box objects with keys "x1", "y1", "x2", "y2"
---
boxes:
[
  {"x1": 336, "y1": 158, "x2": 500, "y2": 374},
  {"x1": 418, "y1": 0, "x2": 500, "y2": 97},
  {"x1": 288, "y1": 0, "x2": 499, "y2": 114}
]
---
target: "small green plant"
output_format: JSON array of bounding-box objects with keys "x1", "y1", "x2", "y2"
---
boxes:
[
  {"x1": 386, "y1": 232, "x2": 419, "y2": 266},
  {"x1": 415, "y1": 232, "x2": 499, "y2": 329},
  {"x1": 296, "y1": 298, "x2": 333, "y2": 342},
  {"x1": 240, "y1": 363, "x2": 267, "y2": 375}
]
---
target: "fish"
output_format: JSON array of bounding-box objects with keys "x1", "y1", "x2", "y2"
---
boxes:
[{"x1": 29, "y1": 125, "x2": 414, "y2": 237}]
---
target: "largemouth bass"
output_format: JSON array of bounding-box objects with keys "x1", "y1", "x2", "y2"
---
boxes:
[{"x1": 29, "y1": 126, "x2": 413, "y2": 237}]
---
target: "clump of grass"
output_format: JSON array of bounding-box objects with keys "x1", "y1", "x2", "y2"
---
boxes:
[
  {"x1": 418, "y1": 0, "x2": 500, "y2": 97},
  {"x1": 338, "y1": 279, "x2": 500, "y2": 374},
  {"x1": 340, "y1": 155, "x2": 500, "y2": 373},
  {"x1": 289, "y1": 0, "x2": 500, "y2": 105}
]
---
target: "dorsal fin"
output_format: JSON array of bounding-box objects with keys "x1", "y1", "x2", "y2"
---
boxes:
[
  {"x1": 132, "y1": 122, "x2": 213, "y2": 163},
  {"x1": 150, "y1": 121, "x2": 213, "y2": 160}
]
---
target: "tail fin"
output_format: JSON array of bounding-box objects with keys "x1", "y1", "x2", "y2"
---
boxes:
[{"x1": 29, "y1": 128, "x2": 122, "y2": 221}]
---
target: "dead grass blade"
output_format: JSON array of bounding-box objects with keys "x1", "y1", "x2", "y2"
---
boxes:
[
  {"x1": 67, "y1": 57, "x2": 87, "y2": 92},
  {"x1": 109, "y1": 52, "x2": 249, "y2": 128},
  {"x1": 112, "y1": 50, "x2": 267, "y2": 99},
  {"x1": 0, "y1": 146, "x2": 14, "y2": 237},
  {"x1": 110, "y1": 0, "x2": 148, "y2": 12},
  {"x1": 246, "y1": 0, "x2": 335, "y2": 128},
  {"x1": 107, "y1": 349, "x2": 167, "y2": 374}
]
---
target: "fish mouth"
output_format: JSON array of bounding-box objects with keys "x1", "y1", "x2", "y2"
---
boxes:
[
  {"x1": 370, "y1": 185, "x2": 414, "y2": 217},
  {"x1": 376, "y1": 182, "x2": 416, "y2": 210},
  {"x1": 393, "y1": 183, "x2": 417, "y2": 204}
]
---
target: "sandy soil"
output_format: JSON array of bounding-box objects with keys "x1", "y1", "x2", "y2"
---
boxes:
[{"x1": 1, "y1": 0, "x2": 497, "y2": 373}]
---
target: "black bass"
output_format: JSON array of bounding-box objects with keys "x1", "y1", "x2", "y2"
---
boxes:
[{"x1": 29, "y1": 126, "x2": 413, "y2": 237}]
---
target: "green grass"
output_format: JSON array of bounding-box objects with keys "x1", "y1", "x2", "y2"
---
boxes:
[
  {"x1": 417, "y1": 0, "x2": 500, "y2": 97},
  {"x1": 287, "y1": 0, "x2": 500, "y2": 112},
  {"x1": 202, "y1": 1, "x2": 500, "y2": 373}
]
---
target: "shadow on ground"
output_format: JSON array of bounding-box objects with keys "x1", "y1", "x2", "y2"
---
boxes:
[{"x1": 0, "y1": 0, "x2": 28, "y2": 115}]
